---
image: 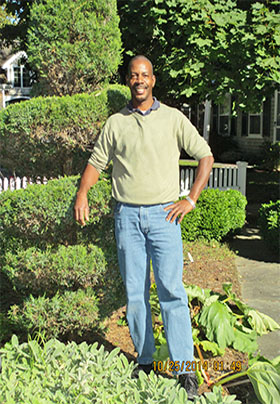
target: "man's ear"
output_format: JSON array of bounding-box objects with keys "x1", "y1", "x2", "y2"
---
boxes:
[{"x1": 152, "y1": 75, "x2": 156, "y2": 88}]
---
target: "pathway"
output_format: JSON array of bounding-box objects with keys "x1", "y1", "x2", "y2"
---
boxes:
[{"x1": 228, "y1": 204, "x2": 280, "y2": 403}]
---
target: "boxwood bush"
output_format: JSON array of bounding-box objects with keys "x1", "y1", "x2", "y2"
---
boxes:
[
  {"x1": 8, "y1": 289, "x2": 100, "y2": 339},
  {"x1": 181, "y1": 189, "x2": 247, "y2": 241},
  {"x1": 259, "y1": 200, "x2": 280, "y2": 251},
  {"x1": 0, "y1": 175, "x2": 125, "y2": 343},
  {"x1": 0, "y1": 175, "x2": 113, "y2": 256},
  {"x1": 0, "y1": 84, "x2": 130, "y2": 177},
  {"x1": 2, "y1": 244, "x2": 107, "y2": 297}
]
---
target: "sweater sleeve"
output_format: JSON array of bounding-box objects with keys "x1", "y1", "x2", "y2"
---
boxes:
[
  {"x1": 178, "y1": 112, "x2": 212, "y2": 160},
  {"x1": 88, "y1": 120, "x2": 114, "y2": 173}
]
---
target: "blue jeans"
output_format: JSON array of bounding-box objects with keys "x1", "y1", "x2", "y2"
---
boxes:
[{"x1": 114, "y1": 202, "x2": 194, "y2": 374}]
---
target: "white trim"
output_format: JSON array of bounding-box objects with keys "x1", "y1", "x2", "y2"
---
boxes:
[
  {"x1": 248, "y1": 109, "x2": 263, "y2": 137},
  {"x1": 5, "y1": 95, "x2": 30, "y2": 105},
  {"x1": 218, "y1": 94, "x2": 231, "y2": 136},
  {"x1": 2, "y1": 51, "x2": 27, "y2": 69}
]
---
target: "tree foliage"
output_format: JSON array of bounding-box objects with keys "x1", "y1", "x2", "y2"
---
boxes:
[
  {"x1": 0, "y1": 0, "x2": 32, "y2": 47},
  {"x1": 26, "y1": 0, "x2": 122, "y2": 96},
  {"x1": 118, "y1": 0, "x2": 280, "y2": 111}
]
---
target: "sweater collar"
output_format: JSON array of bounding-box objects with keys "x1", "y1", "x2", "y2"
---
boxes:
[{"x1": 127, "y1": 97, "x2": 160, "y2": 116}]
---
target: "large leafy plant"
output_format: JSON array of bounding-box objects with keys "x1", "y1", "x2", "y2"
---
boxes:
[{"x1": 150, "y1": 282, "x2": 280, "y2": 403}]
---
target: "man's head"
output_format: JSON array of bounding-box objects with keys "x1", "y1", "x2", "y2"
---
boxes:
[{"x1": 126, "y1": 55, "x2": 156, "y2": 109}]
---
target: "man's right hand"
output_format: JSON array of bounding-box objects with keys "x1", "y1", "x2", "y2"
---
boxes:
[
  {"x1": 74, "y1": 192, "x2": 89, "y2": 226},
  {"x1": 73, "y1": 164, "x2": 100, "y2": 226}
]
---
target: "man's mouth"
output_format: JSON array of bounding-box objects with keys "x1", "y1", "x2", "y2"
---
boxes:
[{"x1": 134, "y1": 86, "x2": 146, "y2": 95}]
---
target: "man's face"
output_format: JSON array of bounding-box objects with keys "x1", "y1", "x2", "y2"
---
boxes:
[{"x1": 126, "y1": 59, "x2": 156, "y2": 106}]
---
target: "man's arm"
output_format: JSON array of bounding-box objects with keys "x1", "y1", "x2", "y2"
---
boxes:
[
  {"x1": 164, "y1": 155, "x2": 214, "y2": 223},
  {"x1": 74, "y1": 164, "x2": 100, "y2": 226}
]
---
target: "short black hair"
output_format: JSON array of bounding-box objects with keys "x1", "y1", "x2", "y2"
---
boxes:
[{"x1": 127, "y1": 55, "x2": 154, "y2": 75}]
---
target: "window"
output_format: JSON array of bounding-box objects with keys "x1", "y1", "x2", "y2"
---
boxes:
[
  {"x1": 12, "y1": 64, "x2": 32, "y2": 88},
  {"x1": 22, "y1": 67, "x2": 31, "y2": 87},
  {"x1": 13, "y1": 66, "x2": 21, "y2": 87},
  {"x1": 248, "y1": 112, "x2": 262, "y2": 136}
]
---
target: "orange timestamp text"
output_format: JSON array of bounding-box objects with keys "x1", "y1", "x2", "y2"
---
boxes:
[{"x1": 153, "y1": 360, "x2": 243, "y2": 373}]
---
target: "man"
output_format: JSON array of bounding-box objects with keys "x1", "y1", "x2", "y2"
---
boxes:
[{"x1": 74, "y1": 55, "x2": 214, "y2": 400}]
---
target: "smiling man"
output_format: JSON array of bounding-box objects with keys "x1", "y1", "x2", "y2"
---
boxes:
[{"x1": 74, "y1": 55, "x2": 214, "y2": 400}]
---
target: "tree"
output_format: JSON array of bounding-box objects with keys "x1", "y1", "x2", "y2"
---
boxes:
[
  {"x1": 118, "y1": 0, "x2": 280, "y2": 111},
  {"x1": 26, "y1": 0, "x2": 122, "y2": 96},
  {"x1": 0, "y1": 0, "x2": 33, "y2": 48}
]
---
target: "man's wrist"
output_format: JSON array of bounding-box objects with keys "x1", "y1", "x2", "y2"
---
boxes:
[{"x1": 186, "y1": 196, "x2": 196, "y2": 210}]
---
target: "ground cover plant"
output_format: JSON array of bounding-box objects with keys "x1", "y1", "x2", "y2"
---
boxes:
[{"x1": 0, "y1": 335, "x2": 243, "y2": 404}]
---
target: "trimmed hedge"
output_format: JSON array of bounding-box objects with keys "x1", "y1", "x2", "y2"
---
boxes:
[
  {"x1": 181, "y1": 189, "x2": 247, "y2": 241},
  {"x1": 259, "y1": 200, "x2": 280, "y2": 251},
  {"x1": 0, "y1": 84, "x2": 130, "y2": 177},
  {"x1": 0, "y1": 175, "x2": 112, "y2": 256},
  {"x1": 8, "y1": 289, "x2": 100, "y2": 339},
  {"x1": 0, "y1": 175, "x2": 124, "y2": 343},
  {"x1": 3, "y1": 244, "x2": 107, "y2": 297}
]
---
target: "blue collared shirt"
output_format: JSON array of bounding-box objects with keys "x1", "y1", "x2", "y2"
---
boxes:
[{"x1": 127, "y1": 97, "x2": 160, "y2": 116}]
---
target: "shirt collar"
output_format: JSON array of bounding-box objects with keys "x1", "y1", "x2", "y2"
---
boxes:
[{"x1": 127, "y1": 97, "x2": 160, "y2": 116}]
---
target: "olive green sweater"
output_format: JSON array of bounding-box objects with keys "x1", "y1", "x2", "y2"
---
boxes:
[{"x1": 88, "y1": 103, "x2": 212, "y2": 205}]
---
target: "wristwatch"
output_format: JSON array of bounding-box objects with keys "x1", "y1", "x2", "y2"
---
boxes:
[{"x1": 186, "y1": 196, "x2": 196, "y2": 210}]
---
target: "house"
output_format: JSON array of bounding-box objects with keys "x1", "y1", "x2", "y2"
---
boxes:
[
  {"x1": 211, "y1": 91, "x2": 280, "y2": 157},
  {"x1": 0, "y1": 48, "x2": 33, "y2": 109},
  {"x1": 183, "y1": 91, "x2": 279, "y2": 162}
]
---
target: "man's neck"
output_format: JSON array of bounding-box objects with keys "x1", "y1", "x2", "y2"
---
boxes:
[{"x1": 132, "y1": 97, "x2": 154, "y2": 111}]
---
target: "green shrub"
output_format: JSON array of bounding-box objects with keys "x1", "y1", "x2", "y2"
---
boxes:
[
  {"x1": 181, "y1": 189, "x2": 247, "y2": 241},
  {"x1": 0, "y1": 175, "x2": 113, "y2": 256},
  {"x1": 259, "y1": 141, "x2": 280, "y2": 171},
  {"x1": 8, "y1": 289, "x2": 99, "y2": 339},
  {"x1": 3, "y1": 244, "x2": 107, "y2": 297},
  {"x1": 0, "y1": 335, "x2": 242, "y2": 403},
  {"x1": 0, "y1": 84, "x2": 130, "y2": 177},
  {"x1": 259, "y1": 200, "x2": 280, "y2": 251}
]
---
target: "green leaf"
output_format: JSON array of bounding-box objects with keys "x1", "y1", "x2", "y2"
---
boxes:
[
  {"x1": 222, "y1": 283, "x2": 249, "y2": 314},
  {"x1": 232, "y1": 327, "x2": 258, "y2": 354},
  {"x1": 184, "y1": 284, "x2": 211, "y2": 304},
  {"x1": 199, "y1": 340, "x2": 225, "y2": 356},
  {"x1": 152, "y1": 343, "x2": 169, "y2": 362},
  {"x1": 247, "y1": 309, "x2": 280, "y2": 335},
  {"x1": 199, "y1": 301, "x2": 235, "y2": 349},
  {"x1": 248, "y1": 362, "x2": 280, "y2": 404}
]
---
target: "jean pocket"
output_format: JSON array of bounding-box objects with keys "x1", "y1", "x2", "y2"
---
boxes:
[{"x1": 114, "y1": 202, "x2": 124, "y2": 215}]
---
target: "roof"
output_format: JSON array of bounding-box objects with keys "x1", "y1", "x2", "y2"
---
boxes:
[{"x1": 2, "y1": 51, "x2": 27, "y2": 69}]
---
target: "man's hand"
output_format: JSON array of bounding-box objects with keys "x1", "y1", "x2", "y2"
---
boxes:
[
  {"x1": 73, "y1": 164, "x2": 100, "y2": 226},
  {"x1": 74, "y1": 192, "x2": 90, "y2": 226},
  {"x1": 164, "y1": 199, "x2": 194, "y2": 224}
]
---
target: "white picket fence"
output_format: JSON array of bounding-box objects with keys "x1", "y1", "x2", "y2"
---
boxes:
[
  {"x1": 179, "y1": 161, "x2": 248, "y2": 196},
  {"x1": 0, "y1": 176, "x2": 49, "y2": 193},
  {"x1": 0, "y1": 161, "x2": 248, "y2": 196}
]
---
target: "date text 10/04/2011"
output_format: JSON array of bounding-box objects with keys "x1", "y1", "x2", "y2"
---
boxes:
[{"x1": 153, "y1": 360, "x2": 243, "y2": 373}]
